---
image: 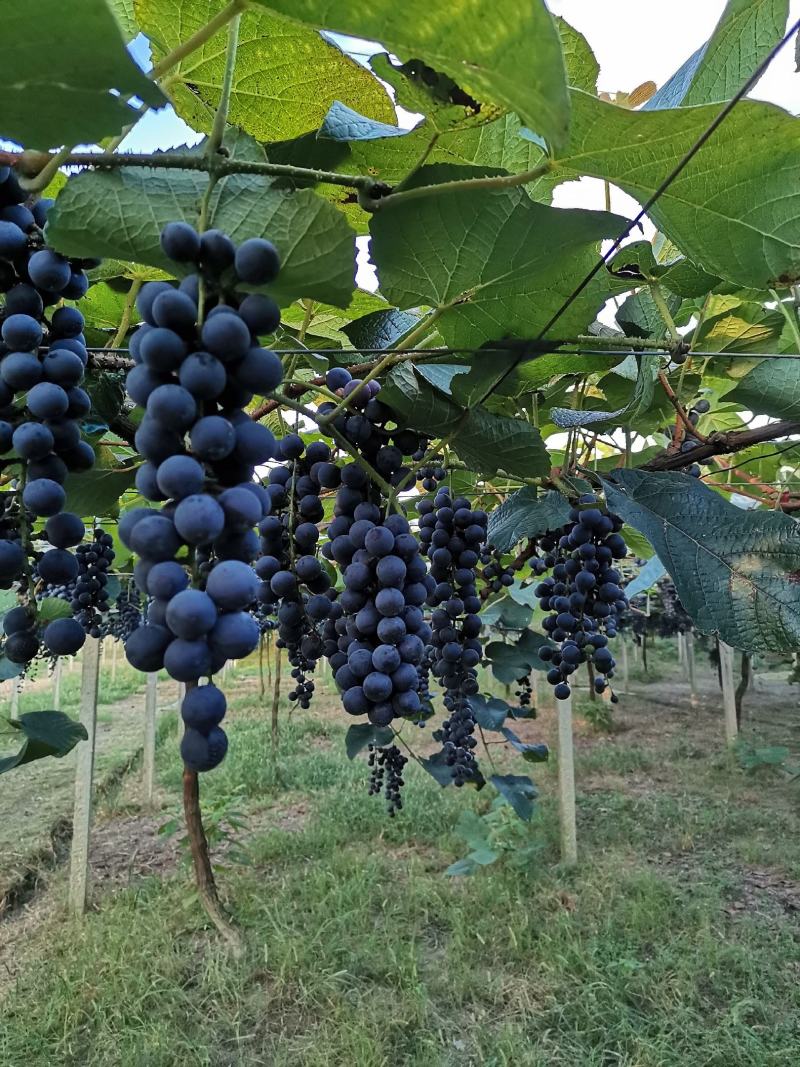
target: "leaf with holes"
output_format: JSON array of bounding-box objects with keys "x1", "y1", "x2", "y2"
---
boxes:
[
  {"x1": 602, "y1": 468, "x2": 800, "y2": 653},
  {"x1": 253, "y1": 0, "x2": 570, "y2": 150}
]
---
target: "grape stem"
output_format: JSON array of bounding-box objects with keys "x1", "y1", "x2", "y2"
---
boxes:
[
  {"x1": 20, "y1": 148, "x2": 387, "y2": 196},
  {"x1": 110, "y1": 279, "x2": 142, "y2": 349},
  {"x1": 657, "y1": 371, "x2": 709, "y2": 444},
  {"x1": 182, "y1": 762, "x2": 242, "y2": 952}
]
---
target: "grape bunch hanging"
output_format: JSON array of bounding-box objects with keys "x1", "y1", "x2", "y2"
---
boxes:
[
  {"x1": 0, "y1": 168, "x2": 101, "y2": 667},
  {"x1": 533, "y1": 493, "x2": 628, "y2": 700},
  {"x1": 121, "y1": 221, "x2": 284, "y2": 773}
]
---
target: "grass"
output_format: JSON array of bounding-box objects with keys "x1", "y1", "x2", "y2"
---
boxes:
[{"x1": 1, "y1": 654, "x2": 800, "y2": 1066}]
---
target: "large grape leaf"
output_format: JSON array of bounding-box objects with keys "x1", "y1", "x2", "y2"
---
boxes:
[
  {"x1": 0, "y1": 0, "x2": 164, "y2": 149},
  {"x1": 370, "y1": 176, "x2": 627, "y2": 347},
  {"x1": 136, "y1": 0, "x2": 394, "y2": 142},
  {"x1": 726, "y1": 359, "x2": 800, "y2": 419},
  {"x1": 46, "y1": 154, "x2": 356, "y2": 309},
  {"x1": 645, "y1": 0, "x2": 789, "y2": 110},
  {"x1": 602, "y1": 468, "x2": 800, "y2": 653},
  {"x1": 252, "y1": 0, "x2": 571, "y2": 151},
  {"x1": 557, "y1": 92, "x2": 800, "y2": 290}
]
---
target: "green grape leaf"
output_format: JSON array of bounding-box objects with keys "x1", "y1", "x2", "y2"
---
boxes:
[
  {"x1": 616, "y1": 289, "x2": 681, "y2": 340},
  {"x1": 451, "y1": 409, "x2": 550, "y2": 480},
  {"x1": 726, "y1": 358, "x2": 800, "y2": 419},
  {"x1": 109, "y1": 0, "x2": 139, "y2": 39},
  {"x1": 343, "y1": 309, "x2": 420, "y2": 351},
  {"x1": 136, "y1": 0, "x2": 394, "y2": 142},
  {"x1": 344, "y1": 723, "x2": 394, "y2": 759},
  {"x1": 0, "y1": 711, "x2": 88, "y2": 776},
  {"x1": 558, "y1": 92, "x2": 800, "y2": 290},
  {"x1": 0, "y1": 657, "x2": 24, "y2": 682},
  {"x1": 602, "y1": 468, "x2": 800, "y2": 653},
  {"x1": 467, "y1": 695, "x2": 513, "y2": 731},
  {"x1": 46, "y1": 153, "x2": 356, "y2": 309},
  {"x1": 557, "y1": 16, "x2": 599, "y2": 93},
  {"x1": 63, "y1": 465, "x2": 138, "y2": 520},
  {"x1": 489, "y1": 773, "x2": 538, "y2": 821},
  {"x1": 550, "y1": 354, "x2": 661, "y2": 430},
  {"x1": 370, "y1": 176, "x2": 627, "y2": 348},
  {"x1": 0, "y1": 0, "x2": 164, "y2": 149},
  {"x1": 645, "y1": 0, "x2": 790, "y2": 110},
  {"x1": 252, "y1": 0, "x2": 571, "y2": 151},
  {"x1": 37, "y1": 598, "x2": 73, "y2": 622},
  {"x1": 694, "y1": 302, "x2": 785, "y2": 353},
  {"x1": 487, "y1": 487, "x2": 571, "y2": 552},
  {"x1": 499, "y1": 727, "x2": 549, "y2": 763}
]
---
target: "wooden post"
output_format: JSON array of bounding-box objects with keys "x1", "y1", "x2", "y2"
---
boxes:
[
  {"x1": 143, "y1": 672, "x2": 158, "y2": 805},
  {"x1": 69, "y1": 635, "x2": 101, "y2": 916},
  {"x1": 52, "y1": 657, "x2": 62, "y2": 711},
  {"x1": 686, "y1": 631, "x2": 698, "y2": 706},
  {"x1": 556, "y1": 692, "x2": 577, "y2": 866},
  {"x1": 176, "y1": 680, "x2": 186, "y2": 742},
  {"x1": 719, "y1": 640, "x2": 738, "y2": 744},
  {"x1": 10, "y1": 677, "x2": 20, "y2": 717},
  {"x1": 111, "y1": 639, "x2": 118, "y2": 683},
  {"x1": 678, "y1": 632, "x2": 685, "y2": 667},
  {"x1": 531, "y1": 671, "x2": 540, "y2": 710},
  {"x1": 619, "y1": 637, "x2": 629, "y2": 695}
]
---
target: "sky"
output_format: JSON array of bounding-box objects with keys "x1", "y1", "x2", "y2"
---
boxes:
[{"x1": 122, "y1": 2, "x2": 800, "y2": 291}]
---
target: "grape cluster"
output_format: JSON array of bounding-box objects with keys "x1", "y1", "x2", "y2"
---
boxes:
[
  {"x1": 317, "y1": 365, "x2": 422, "y2": 486},
  {"x1": 121, "y1": 221, "x2": 285, "y2": 772},
  {"x1": 515, "y1": 675, "x2": 533, "y2": 709},
  {"x1": 533, "y1": 494, "x2": 628, "y2": 700},
  {"x1": 0, "y1": 178, "x2": 101, "y2": 663},
  {"x1": 367, "y1": 743, "x2": 408, "y2": 815},
  {"x1": 104, "y1": 583, "x2": 143, "y2": 643},
  {"x1": 322, "y1": 459, "x2": 431, "y2": 727},
  {"x1": 256, "y1": 434, "x2": 334, "y2": 708},
  {"x1": 411, "y1": 448, "x2": 445, "y2": 493},
  {"x1": 418, "y1": 490, "x2": 487, "y2": 784},
  {"x1": 479, "y1": 545, "x2": 515, "y2": 595},
  {"x1": 71, "y1": 528, "x2": 115, "y2": 636}
]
